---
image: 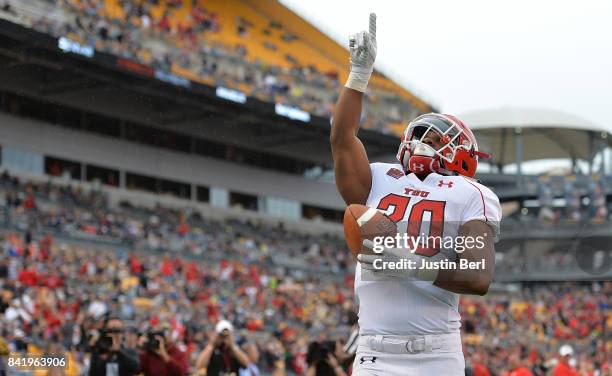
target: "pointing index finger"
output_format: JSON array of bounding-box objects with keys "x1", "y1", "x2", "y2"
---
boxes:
[{"x1": 369, "y1": 13, "x2": 377, "y2": 39}]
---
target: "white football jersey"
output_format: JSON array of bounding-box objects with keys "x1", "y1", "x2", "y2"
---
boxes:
[{"x1": 356, "y1": 162, "x2": 502, "y2": 335}]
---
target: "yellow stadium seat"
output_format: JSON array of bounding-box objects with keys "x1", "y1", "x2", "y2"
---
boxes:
[
  {"x1": 103, "y1": 0, "x2": 125, "y2": 20},
  {"x1": 95, "y1": 0, "x2": 431, "y2": 128}
]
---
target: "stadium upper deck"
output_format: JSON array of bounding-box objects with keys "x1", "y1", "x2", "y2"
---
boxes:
[
  {"x1": 0, "y1": 0, "x2": 434, "y2": 135},
  {"x1": 0, "y1": 0, "x2": 610, "y2": 229}
]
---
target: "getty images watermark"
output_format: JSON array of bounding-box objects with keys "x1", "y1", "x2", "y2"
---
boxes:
[
  {"x1": 359, "y1": 220, "x2": 497, "y2": 281},
  {"x1": 367, "y1": 233, "x2": 488, "y2": 271}
]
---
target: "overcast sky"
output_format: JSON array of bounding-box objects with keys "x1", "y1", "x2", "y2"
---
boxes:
[{"x1": 281, "y1": 0, "x2": 612, "y2": 130}]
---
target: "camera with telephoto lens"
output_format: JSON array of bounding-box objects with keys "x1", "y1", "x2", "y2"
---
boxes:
[
  {"x1": 145, "y1": 330, "x2": 165, "y2": 351},
  {"x1": 319, "y1": 340, "x2": 336, "y2": 360},
  {"x1": 95, "y1": 328, "x2": 122, "y2": 353},
  {"x1": 306, "y1": 340, "x2": 337, "y2": 365}
]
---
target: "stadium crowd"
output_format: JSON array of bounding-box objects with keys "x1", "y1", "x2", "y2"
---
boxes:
[
  {"x1": 0, "y1": 169, "x2": 607, "y2": 276},
  {"x1": 1, "y1": 234, "x2": 609, "y2": 375},
  {"x1": 0, "y1": 232, "x2": 356, "y2": 375},
  {"x1": 0, "y1": 172, "x2": 610, "y2": 375},
  {"x1": 0, "y1": 0, "x2": 419, "y2": 134},
  {"x1": 461, "y1": 285, "x2": 610, "y2": 376},
  {"x1": 0, "y1": 171, "x2": 352, "y2": 274},
  {"x1": 534, "y1": 174, "x2": 609, "y2": 224}
]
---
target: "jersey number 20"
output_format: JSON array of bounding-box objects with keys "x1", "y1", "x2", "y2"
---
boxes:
[{"x1": 377, "y1": 194, "x2": 445, "y2": 257}]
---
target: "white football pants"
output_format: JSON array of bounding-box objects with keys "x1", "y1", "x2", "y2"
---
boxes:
[{"x1": 352, "y1": 332, "x2": 464, "y2": 375}]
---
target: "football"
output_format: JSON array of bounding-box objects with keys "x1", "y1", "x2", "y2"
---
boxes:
[{"x1": 343, "y1": 204, "x2": 398, "y2": 257}]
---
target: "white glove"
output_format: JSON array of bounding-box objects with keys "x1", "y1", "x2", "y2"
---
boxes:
[
  {"x1": 357, "y1": 239, "x2": 441, "y2": 283},
  {"x1": 345, "y1": 13, "x2": 377, "y2": 93}
]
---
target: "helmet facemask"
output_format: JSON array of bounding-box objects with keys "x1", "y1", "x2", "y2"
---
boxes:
[
  {"x1": 408, "y1": 115, "x2": 469, "y2": 165},
  {"x1": 397, "y1": 113, "x2": 485, "y2": 177}
]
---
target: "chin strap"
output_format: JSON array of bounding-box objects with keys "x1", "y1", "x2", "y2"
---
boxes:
[
  {"x1": 406, "y1": 155, "x2": 458, "y2": 177},
  {"x1": 408, "y1": 155, "x2": 440, "y2": 176}
]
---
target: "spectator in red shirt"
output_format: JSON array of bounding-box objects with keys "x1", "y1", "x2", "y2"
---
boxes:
[
  {"x1": 469, "y1": 351, "x2": 491, "y2": 376},
  {"x1": 177, "y1": 221, "x2": 188, "y2": 236},
  {"x1": 23, "y1": 194, "x2": 35, "y2": 210},
  {"x1": 17, "y1": 267, "x2": 38, "y2": 286},
  {"x1": 506, "y1": 352, "x2": 533, "y2": 376},
  {"x1": 139, "y1": 325, "x2": 188, "y2": 376},
  {"x1": 553, "y1": 345, "x2": 579, "y2": 376},
  {"x1": 160, "y1": 258, "x2": 173, "y2": 277},
  {"x1": 158, "y1": 11, "x2": 171, "y2": 32}
]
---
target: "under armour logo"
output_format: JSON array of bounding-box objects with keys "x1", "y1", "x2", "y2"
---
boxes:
[
  {"x1": 411, "y1": 163, "x2": 425, "y2": 173},
  {"x1": 359, "y1": 356, "x2": 377, "y2": 364},
  {"x1": 438, "y1": 180, "x2": 454, "y2": 188}
]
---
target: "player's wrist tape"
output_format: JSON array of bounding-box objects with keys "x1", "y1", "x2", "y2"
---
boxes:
[{"x1": 345, "y1": 68, "x2": 373, "y2": 92}]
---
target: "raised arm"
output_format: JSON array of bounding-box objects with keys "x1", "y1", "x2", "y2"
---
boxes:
[
  {"x1": 331, "y1": 88, "x2": 371, "y2": 205},
  {"x1": 330, "y1": 14, "x2": 377, "y2": 205}
]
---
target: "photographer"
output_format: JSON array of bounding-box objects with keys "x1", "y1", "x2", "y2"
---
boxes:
[
  {"x1": 88, "y1": 317, "x2": 139, "y2": 376},
  {"x1": 262, "y1": 337, "x2": 286, "y2": 376},
  {"x1": 306, "y1": 340, "x2": 346, "y2": 376},
  {"x1": 195, "y1": 320, "x2": 250, "y2": 376},
  {"x1": 138, "y1": 324, "x2": 188, "y2": 376}
]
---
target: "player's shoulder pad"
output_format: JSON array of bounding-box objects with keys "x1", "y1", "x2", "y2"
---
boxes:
[
  {"x1": 434, "y1": 174, "x2": 484, "y2": 190},
  {"x1": 460, "y1": 176, "x2": 499, "y2": 198},
  {"x1": 460, "y1": 176, "x2": 503, "y2": 226}
]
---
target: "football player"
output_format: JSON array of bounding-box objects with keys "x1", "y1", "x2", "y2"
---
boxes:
[{"x1": 330, "y1": 14, "x2": 502, "y2": 376}]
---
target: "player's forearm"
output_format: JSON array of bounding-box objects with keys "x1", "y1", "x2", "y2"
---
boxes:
[
  {"x1": 434, "y1": 250, "x2": 494, "y2": 295},
  {"x1": 434, "y1": 267, "x2": 492, "y2": 295},
  {"x1": 330, "y1": 87, "x2": 364, "y2": 146},
  {"x1": 331, "y1": 11, "x2": 375, "y2": 145},
  {"x1": 434, "y1": 220, "x2": 495, "y2": 295}
]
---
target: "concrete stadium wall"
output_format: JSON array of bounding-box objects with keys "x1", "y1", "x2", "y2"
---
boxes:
[{"x1": 0, "y1": 112, "x2": 346, "y2": 213}]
